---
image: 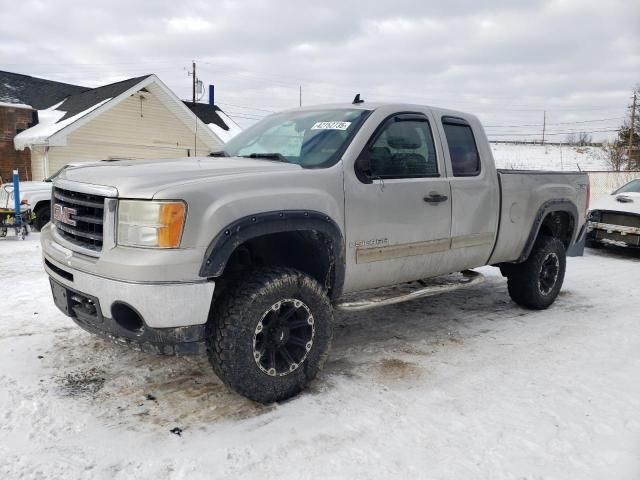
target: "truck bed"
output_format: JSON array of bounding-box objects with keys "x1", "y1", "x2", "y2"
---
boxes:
[{"x1": 489, "y1": 170, "x2": 589, "y2": 265}]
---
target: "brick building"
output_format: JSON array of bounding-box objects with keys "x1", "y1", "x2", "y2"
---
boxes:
[{"x1": 0, "y1": 103, "x2": 37, "y2": 181}]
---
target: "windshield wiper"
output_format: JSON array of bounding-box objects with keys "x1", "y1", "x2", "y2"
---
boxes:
[
  {"x1": 209, "y1": 151, "x2": 229, "y2": 157},
  {"x1": 241, "y1": 153, "x2": 289, "y2": 163}
]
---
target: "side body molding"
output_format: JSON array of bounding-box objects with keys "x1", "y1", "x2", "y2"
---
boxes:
[{"x1": 199, "y1": 210, "x2": 345, "y2": 295}]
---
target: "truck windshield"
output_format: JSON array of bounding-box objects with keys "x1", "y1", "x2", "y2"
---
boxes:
[{"x1": 219, "y1": 108, "x2": 371, "y2": 168}]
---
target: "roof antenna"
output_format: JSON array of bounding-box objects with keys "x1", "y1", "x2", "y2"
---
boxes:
[{"x1": 352, "y1": 93, "x2": 364, "y2": 104}]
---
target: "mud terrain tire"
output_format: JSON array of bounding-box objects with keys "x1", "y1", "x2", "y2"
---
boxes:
[
  {"x1": 206, "y1": 268, "x2": 333, "y2": 403},
  {"x1": 506, "y1": 236, "x2": 566, "y2": 310}
]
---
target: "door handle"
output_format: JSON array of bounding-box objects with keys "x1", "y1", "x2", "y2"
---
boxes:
[{"x1": 423, "y1": 192, "x2": 448, "y2": 204}]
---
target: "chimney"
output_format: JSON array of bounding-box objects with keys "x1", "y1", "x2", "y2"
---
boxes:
[{"x1": 208, "y1": 84, "x2": 215, "y2": 106}]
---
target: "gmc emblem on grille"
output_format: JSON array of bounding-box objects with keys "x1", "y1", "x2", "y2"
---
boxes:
[{"x1": 53, "y1": 204, "x2": 77, "y2": 227}]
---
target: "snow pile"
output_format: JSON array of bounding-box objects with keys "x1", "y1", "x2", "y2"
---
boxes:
[
  {"x1": 13, "y1": 98, "x2": 111, "y2": 150},
  {"x1": 491, "y1": 143, "x2": 609, "y2": 171},
  {"x1": 1, "y1": 234, "x2": 639, "y2": 478},
  {"x1": 208, "y1": 111, "x2": 243, "y2": 143}
]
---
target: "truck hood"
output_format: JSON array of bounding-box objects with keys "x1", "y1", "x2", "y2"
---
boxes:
[
  {"x1": 591, "y1": 192, "x2": 640, "y2": 215},
  {"x1": 57, "y1": 157, "x2": 302, "y2": 198}
]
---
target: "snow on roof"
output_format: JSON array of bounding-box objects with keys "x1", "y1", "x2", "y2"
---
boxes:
[
  {"x1": 14, "y1": 98, "x2": 111, "y2": 150},
  {"x1": 183, "y1": 102, "x2": 243, "y2": 143},
  {"x1": 207, "y1": 111, "x2": 242, "y2": 142},
  {"x1": 4, "y1": 70, "x2": 229, "y2": 149},
  {"x1": 0, "y1": 101, "x2": 33, "y2": 109},
  {"x1": 0, "y1": 71, "x2": 87, "y2": 109},
  {"x1": 9, "y1": 74, "x2": 153, "y2": 150}
]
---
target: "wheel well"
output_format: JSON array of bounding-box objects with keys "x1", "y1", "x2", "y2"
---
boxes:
[
  {"x1": 220, "y1": 230, "x2": 339, "y2": 298},
  {"x1": 34, "y1": 200, "x2": 50, "y2": 212},
  {"x1": 537, "y1": 211, "x2": 574, "y2": 249}
]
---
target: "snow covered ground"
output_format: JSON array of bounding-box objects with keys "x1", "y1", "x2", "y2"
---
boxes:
[
  {"x1": 1, "y1": 233, "x2": 639, "y2": 479},
  {"x1": 491, "y1": 143, "x2": 608, "y2": 171}
]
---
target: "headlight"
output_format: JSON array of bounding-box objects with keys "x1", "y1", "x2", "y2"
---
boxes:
[{"x1": 117, "y1": 200, "x2": 186, "y2": 248}]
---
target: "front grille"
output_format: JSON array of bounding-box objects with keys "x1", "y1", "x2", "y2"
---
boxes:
[
  {"x1": 601, "y1": 212, "x2": 640, "y2": 229},
  {"x1": 53, "y1": 187, "x2": 105, "y2": 251}
]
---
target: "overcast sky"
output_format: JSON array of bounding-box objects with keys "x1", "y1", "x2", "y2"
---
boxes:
[{"x1": 1, "y1": 0, "x2": 638, "y2": 140}]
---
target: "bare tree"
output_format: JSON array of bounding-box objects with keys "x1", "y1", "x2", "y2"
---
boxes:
[
  {"x1": 576, "y1": 132, "x2": 592, "y2": 146},
  {"x1": 601, "y1": 140, "x2": 626, "y2": 171},
  {"x1": 565, "y1": 133, "x2": 577, "y2": 145},
  {"x1": 617, "y1": 86, "x2": 640, "y2": 169}
]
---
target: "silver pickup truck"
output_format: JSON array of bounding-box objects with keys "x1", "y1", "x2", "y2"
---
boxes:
[{"x1": 41, "y1": 102, "x2": 589, "y2": 403}]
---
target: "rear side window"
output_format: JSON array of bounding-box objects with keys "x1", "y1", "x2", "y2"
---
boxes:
[{"x1": 442, "y1": 118, "x2": 481, "y2": 177}]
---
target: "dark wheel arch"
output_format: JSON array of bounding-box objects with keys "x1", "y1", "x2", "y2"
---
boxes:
[
  {"x1": 33, "y1": 201, "x2": 51, "y2": 231},
  {"x1": 517, "y1": 199, "x2": 579, "y2": 263},
  {"x1": 199, "y1": 210, "x2": 345, "y2": 298}
]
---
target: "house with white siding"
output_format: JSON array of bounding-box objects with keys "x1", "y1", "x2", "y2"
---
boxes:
[{"x1": 0, "y1": 71, "x2": 241, "y2": 181}]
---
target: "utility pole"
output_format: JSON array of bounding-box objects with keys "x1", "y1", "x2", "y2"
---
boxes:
[
  {"x1": 629, "y1": 89, "x2": 637, "y2": 163},
  {"x1": 192, "y1": 61, "x2": 196, "y2": 103},
  {"x1": 299, "y1": 85, "x2": 302, "y2": 107},
  {"x1": 541, "y1": 110, "x2": 546, "y2": 145}
]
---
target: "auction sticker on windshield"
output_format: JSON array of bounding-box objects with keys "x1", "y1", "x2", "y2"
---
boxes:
[{"x1": 311, "y1": 121, "x2": 352, "y2": 130}]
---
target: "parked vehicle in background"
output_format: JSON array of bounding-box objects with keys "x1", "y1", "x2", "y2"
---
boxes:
[
  {"x1": 0, "y1": 165, "x2": 79, "y2": 230},
  {"x1": 40, "y1": 101, "x2": 589, "y2": 403},
  {"x1": 587, "y1": 179, "x2": 640, "y2": 248}
]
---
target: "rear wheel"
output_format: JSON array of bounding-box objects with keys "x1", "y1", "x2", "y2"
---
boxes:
[
  {"x1": 206, "y1": 268, "x2": 333, "y2": 403},
  {"x1": 506, "y1": 236, "x2": 566, "y2": 310}
]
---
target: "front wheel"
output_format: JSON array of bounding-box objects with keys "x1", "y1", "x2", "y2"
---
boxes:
[
  {"x1": 206, "y1": 268, "x2": 333, "y2": 403},
  {"x1": 506, "y1": 236, "x2": 566, "y2": 310}
]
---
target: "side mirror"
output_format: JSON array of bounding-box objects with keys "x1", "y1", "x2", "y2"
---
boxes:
[{"x1": 356, "y1": 152, "x2": 372, "y2": 178}]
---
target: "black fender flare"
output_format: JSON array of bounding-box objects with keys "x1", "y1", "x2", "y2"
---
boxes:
[
  {"x1": 517, "y1": 199, "x2": 579, "y2": 262},
  {"x1": 199, "y1": 210, "x2": 345, "y2": 296}
]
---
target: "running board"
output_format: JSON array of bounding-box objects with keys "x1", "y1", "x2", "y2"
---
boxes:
[{"x1": 334, "y1": 270, "x2": 485, "y2": 312}]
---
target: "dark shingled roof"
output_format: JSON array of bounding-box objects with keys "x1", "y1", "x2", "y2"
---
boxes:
[
  {"x1": 2, "y1": 71, "x2": 234, "y2": 139},
  {"x1": 0, "y1": 70, "x2": 87, "y2": 109},
  {"x1": 183, "y1": 101, "x2": 230, "y2": 131},
  {"x1": 0, "y1": 71, "x2": 153, "y2": 123},
  {"x1": 56, "y1": 75, "x2": 151, "y2": 121}
]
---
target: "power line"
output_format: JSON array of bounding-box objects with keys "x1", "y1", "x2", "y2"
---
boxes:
[
  {"x1": 215, "y1": 102, "x2": 276, "y2": 113},
  {"x1": 485, "y1": 126, "x2": 622, "y2": 134},
  {"x1": 487, "y1": 128, "x2": 620, "y2": 137},
  {"x1": 224, "y1": 112, "x2": 265, "y2": 121},
  {"x1": 484, "y1": 116, "x2": 625, "y2": 128}
]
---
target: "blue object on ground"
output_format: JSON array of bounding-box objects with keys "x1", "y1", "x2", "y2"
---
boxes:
[{"x1": 13, "y1": 170, "x2": 20, "y2": 227}]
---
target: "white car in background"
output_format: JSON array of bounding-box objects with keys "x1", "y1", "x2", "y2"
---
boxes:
[
  {"x1": 0, "y1": 165, "x2": 77, "y2": 230},
  {"x1": 587, "y1": 179, "x2": 640, "y2": 248}
]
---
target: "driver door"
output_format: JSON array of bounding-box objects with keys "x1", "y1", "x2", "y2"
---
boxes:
[{"x1": 342, "y1": 112, "x2": 453, "y2": 293}]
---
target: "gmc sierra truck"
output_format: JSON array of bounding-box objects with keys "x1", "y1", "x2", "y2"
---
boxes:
[{"x1": 41, "y1": 102, "x2": 589, "y2": 403}]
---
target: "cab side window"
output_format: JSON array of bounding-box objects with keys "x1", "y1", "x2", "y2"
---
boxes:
[
  {"x1": 367, "y1": 119, "x2": 438, "y2": 178},
  {"x1": 442, "y1": 118, "x2": 481, "y2": 177}
]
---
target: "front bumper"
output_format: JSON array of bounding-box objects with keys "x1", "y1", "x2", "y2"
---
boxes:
[{"x1": 42, "y1": 233, "x2": 216, "y2": 355}]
